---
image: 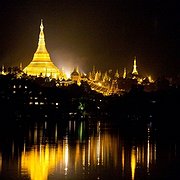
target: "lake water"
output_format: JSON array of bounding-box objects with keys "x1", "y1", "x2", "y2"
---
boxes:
[{"x1": 0, "y1": 116, "x2": 179, "y2": 180}]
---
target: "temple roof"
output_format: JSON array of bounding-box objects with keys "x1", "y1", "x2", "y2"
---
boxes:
[{"x1": 71, "y1": 67, "x2": 79, "y2": 76}]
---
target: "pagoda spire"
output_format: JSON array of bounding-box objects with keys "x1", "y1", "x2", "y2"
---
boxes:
[
  {"x1": 132, "y1": 56, "x2": 138, "y2": 75},
  {"x1": 114, "y1": 69, "x2": 119, "y2": 79},
  {"x1": 123, "y1": 67, "x2": 126, "y2": 79},
  {"x1": 36, "y1": 19, "x2": 48, "y2": 54},
  {"x1": 19, "y1": 62, "x2": 22, "y2": 71},
  {"x1": 1, "y1": 65, "x2": 5, "y2": 74}
]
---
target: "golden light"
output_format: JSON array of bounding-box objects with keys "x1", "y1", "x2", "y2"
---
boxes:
[
  {"x1": 98, "y1": 82, "x2": 102, "y2": 86},
  {"x1": 122, "y1": 146, "x2": 124, "y2": 175},
  {"x1": 131, "y1": 147, "x2": 136, "y2": 180},
  {"x1": 148, "y1": 76, "x2": 154, "y2": 83},
  {"x1": 63, "y1": 137, "x2": 69, "y2": 175},
  {"x1": 138, "y1": 78, "x2": 143, "y2": 84},
  {"x1": 19, "y1": 122, "x2": 158, "y2": 179},
  {"x1": 61, "y1": 66, "x2": 76, "y2": 79},
  {"x1": 21, "y1": 135, "x2": 66, "y2": 180},
  {"x1": 21, "y1": 144, "x2": 59, "y2": 180},
  {"x1": 64, "y1": 70, "x2": 71, "y2": 79}
]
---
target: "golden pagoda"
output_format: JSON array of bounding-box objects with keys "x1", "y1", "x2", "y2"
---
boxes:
[{"x1": 23, "y1": 20, "x2": 64, "y2": 79}]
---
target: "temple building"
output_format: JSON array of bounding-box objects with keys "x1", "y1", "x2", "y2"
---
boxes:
[
  {"x1": 71, "y1": 67, "x2": 81, "y2": 85},
  {"x1": 23, "y1": 20, "x2": 64, "y2": 79}
]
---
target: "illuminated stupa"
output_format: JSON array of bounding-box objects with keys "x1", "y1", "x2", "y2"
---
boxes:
[
  {"x1": 23, "y1": 20, "x2": 64, "y2": 79},
  {"x1": 132, "y1": 56, "x2": 138, "y2": 76}
]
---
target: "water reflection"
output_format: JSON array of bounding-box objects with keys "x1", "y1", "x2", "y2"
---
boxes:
[
  {"x1": 0, "y1": 152, "x2": 2, "y2": 173},
  {"x1": 131, "y1": 146, "x2": 136, "y2": 180},
  {"x1": 21, "y1": 144, "x2": 57, "y2": 180},
  {"x1": 0, "y1": 118, "x2": 175, "y2": 180}
]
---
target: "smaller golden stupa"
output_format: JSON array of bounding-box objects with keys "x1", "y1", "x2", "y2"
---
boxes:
[
  {"x1": 132, "y1": 56, "x2": 138, "y2": 76},
  {"x1": 71, "y1": 67, "x2": 81, "y2": 85},
  {"x1": 23, "y1": 20, "x2": 64, "y2": 79}
]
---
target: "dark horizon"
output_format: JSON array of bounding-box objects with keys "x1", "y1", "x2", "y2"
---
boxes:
[{"x1": 0, "y1": 0, "x2": 179, "y2": 78}]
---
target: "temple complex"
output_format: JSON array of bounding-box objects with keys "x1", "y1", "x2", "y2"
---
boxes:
[{"x1": 23, "y1": 20, "x2": 64, "y2": 79}]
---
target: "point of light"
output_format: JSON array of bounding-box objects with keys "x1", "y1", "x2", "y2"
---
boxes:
[
  {"x1": 98, "y1": 82, "x2": 102, "y2": 86},
  {"x1": 148, "y1": 75, "x2": 154, "y2": 83}
]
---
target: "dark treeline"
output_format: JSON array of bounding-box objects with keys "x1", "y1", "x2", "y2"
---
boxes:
[{"x1": 0, "y1": 74, "x2": 179, "y2": 137}]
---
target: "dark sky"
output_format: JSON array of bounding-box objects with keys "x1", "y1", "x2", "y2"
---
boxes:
[{"x1": 0, "y1": 0, "x2": 179, "y2": 78}]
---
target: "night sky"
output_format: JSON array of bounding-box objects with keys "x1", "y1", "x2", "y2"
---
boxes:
[{"x1": 0, "y1": 0, "x2": 179, "y2": 78}]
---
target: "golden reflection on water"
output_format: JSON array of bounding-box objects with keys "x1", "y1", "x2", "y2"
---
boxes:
[
  {"x1": 21, "y1": 144, "x2": 60, "y2": 180},
  {"x1": 0, "y1": 152, "x2": 2, "y2": 173},
  {"x1": 122, "y1": 146, "x2": 124, "y2": 175},
  {"x1": 131, "y1": 147, "x2": 136, "y2": 180},
  {"x1": 20, "y1": 121, "x2": 156, "y2": 180}
]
